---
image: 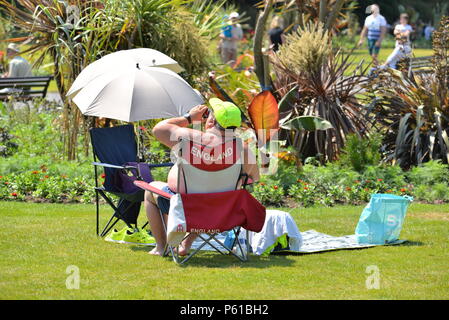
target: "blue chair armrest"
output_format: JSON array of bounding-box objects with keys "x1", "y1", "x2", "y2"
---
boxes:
[{"x1": 92, "y1": 162, "x2": 125, "y2": 169}]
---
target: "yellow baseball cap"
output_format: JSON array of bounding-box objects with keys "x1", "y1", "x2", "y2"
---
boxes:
[{"x1": 209, "y1": 98, "x2": 242, "y2": 129}]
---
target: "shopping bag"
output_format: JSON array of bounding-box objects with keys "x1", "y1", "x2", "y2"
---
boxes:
[{"x1": 355, "y1": 194, "x2": 413, "y2": 244}]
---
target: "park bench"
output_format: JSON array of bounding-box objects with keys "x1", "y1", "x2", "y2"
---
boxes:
[
  {"x1": 408, "y1": 56, "x2": 433, "y2": 75},
  {"x1": 0, "y1": 76, "x2": 53, "y2": 101}
]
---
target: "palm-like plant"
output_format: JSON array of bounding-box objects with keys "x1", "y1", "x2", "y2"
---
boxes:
[
  {"x1": 365, "y1": 70, "x2": 449, "y2": 168},
  {"x1": 0, "y1": 0, "x2": 215, "y2": 159},
  {"x1": 278, "y1": 0, "x2": 355, "y2": 32},
  {"x1": 364, "y1": 18, "x2": 449, "y2": 168},
  {"x1": 271, "y1": 22, "x2": 370, "y2": 162}
]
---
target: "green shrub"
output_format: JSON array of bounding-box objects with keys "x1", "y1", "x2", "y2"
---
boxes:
[
  {"x1": 252, "y1": 181, "x2": 285, "y2": 207},
  {"x1": 0, "y1": 127, "x2": 18, "y2": 157},
  {"x1": 338, "y1": 133, "x2": 382, "y2": 172},
  {"x1": 288, "y1": 182, "x2": 316, "y2": 207},
  {"x1": 361, "y1": 165, "x2": 408, "y2": 190},
  {"x1": 407, "y1": 160, "x2": 449, "y2": 187}
]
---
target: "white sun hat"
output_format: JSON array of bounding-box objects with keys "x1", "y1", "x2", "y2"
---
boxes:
[
  {"x1": 7, "y1": 43, "x2": 19, "y2": 52},
  {"x1": 229, "y1": 12, "x2": 239, "y2": 19}
]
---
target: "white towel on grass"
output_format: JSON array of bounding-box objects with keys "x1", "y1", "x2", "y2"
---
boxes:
[{"x1": 246, "y1": 209, "x2": 302, "y2": 255}]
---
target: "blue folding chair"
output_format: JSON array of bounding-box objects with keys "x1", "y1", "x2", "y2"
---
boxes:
[{"x1": 89, "y1": 124, "x2": 171, "y2": 237}]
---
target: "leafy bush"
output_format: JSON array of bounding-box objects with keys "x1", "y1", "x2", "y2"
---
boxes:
[
  {"x1": 252, "y1": 181, "x2": 285, "y2": 206},
  {"x1": 0, "y1": 170, "x2": 94, "y2": 203},
  {"x1": 338, "y1": 133, "x2": 382, "y2": 172},
  {"x1": 252, "y1": 158, "x2": 447, "y2": 207},
  {"x1": 365, "y1": 17, "x2": 449, "y2": 168},
  {"x1": 0, "y1": 127, "x2": 18, "y2": 157},
  {"x1": 407, "y1": 160, "x2": 449, "y2": 186}
]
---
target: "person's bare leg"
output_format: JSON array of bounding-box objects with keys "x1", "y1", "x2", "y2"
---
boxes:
[
  {"x1": 372, "y1": 54, "x2": 379, "y2": 66},
  {"x1": 177, "y1": 233, "x2": 199, "y2": 256},
  {"x1": 144, "y1": 183, "x2": 168, "y2": 256}
]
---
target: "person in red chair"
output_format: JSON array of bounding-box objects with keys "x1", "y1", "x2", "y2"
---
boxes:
[{"x1": 145, "y1": 99, "x2": 260, "y2": 256}]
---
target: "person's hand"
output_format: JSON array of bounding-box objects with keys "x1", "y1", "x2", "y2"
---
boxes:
[
  {"x1": 188, "y1": 104, "x2": 208, "y2": 123},
  {"x1": 375, "y1": 40, "x2": 381, "y2": 47},
  {"x1": 357, "y1": 39, "x2": 363, "y2": 47}
]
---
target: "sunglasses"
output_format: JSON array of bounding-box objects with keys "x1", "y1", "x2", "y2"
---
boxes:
[{"x1": 202, "y1": 108, "x2": 212, "y2": 119}]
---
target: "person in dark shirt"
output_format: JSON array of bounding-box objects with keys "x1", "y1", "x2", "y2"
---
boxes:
[{"x1": 268, "y1": 16, "x2": 285, "y2": 52}]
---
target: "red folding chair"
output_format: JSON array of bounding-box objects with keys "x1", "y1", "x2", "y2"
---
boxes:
[{"x1": 134, "y1": 137, "x2": 265, "y2": 264}]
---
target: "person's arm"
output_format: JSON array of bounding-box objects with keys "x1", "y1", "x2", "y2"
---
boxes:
[
  {"x1": 152, "y1": 105, "x2": 208, "y2": 148},
  {"x1": 403, "y1": 26, "x2": 412, "y2": 37},
  {"x1": 393, "y1": 25, "x2": 401, "y2": 35},
  {"x1": 242, "y1": 144, "x2": 260, "y2": 183},
  {"x1": 358, "y1": 26, "x2": 368, "y2": 47}
]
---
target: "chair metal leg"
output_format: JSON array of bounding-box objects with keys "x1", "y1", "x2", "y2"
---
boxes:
[
  {"x1": 100, "y1": 216, "x2": 120, "y2": 238},
  {"x1": 197, "y1": 234, "x2": 226, "y2": 255},
  {"x1": 95, "y1": 190, "x2": 100, "y2": 236},
  {"x1": 210, "y1": 234, "x2": 247, "y2": 262},
  {"x1": 96, "y1": 190, "x2": 135, "y2": 237}
]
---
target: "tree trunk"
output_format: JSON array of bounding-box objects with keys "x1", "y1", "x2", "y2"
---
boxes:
[
  {"x1": 253, "y1": 0, "x2": 273, "y2": 89},
  {"x1": 295, "y1": 0, "x2": 305, "y2": 28},
  {"x1": 326, "y1": 0, "x2": 346, "y2": 30},
  {"x1": 319, "y1": 0, "x2": 328, "y2": 23}
]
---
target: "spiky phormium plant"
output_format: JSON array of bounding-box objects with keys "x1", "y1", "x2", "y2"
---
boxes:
[
  {"x1": 364, "y1": 16, "x2": 449, "y2": 168},
  {"x1": 272, "y1": 22, "x2": 370, "y2": 163}
]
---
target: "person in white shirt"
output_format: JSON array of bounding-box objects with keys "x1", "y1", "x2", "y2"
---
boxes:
[
  {"x1": 358, "y1": 4, "x2": 387, "y2": 65},
  {"x1": 424, "y1": 24, "x2": 434, "y2": 41},
  {"x1": 0, "y1": 43, "x2": 32, "y2": 94},
  {"x1": 383, "y1": 14, "x2": 414, "y2": 69},
  {"x1": 1, "y1": 43, "x2": 32, "y2": 78},
  {"x1": 219, "y1": 12, "x2": 243, "y2": 65}
]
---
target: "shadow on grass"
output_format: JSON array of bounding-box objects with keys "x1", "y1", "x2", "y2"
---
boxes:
[
  {"x1": 129, "y1": 246, "x2": 295, "y2": 268},
  {"x1": 398, "y1": 240, "x2": 425, "y2": 247}
]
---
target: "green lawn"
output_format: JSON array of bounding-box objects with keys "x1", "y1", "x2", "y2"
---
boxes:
[
  {"x1": 1, "y1": 201, "x2": 448, "y2": 299},
  {"x1": 346, "y1": 48, "x2": 433, "y2": 71}
]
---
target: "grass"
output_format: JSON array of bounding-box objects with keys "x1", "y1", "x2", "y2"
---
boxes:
[
  {"x1": 1, "y1": 201, "x2": 448, "y2": 299},
  {"x1": 348, "y1": 48, "x2": 434, "y2": 66}
]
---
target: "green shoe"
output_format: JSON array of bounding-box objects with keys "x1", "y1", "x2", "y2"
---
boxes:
[
  {"x1": 139, "y1": 228, "x2": 156, "y2": 245},
  {"x1": 121, "y1": 228, "x2": 155, "y2": 246},
  {"x1": 105, "y1": 227, "x2": 130, "y2": 243}
]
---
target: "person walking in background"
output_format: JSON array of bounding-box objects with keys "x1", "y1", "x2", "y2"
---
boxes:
[
  {"x1": 383, "y1": 13, "x2": 413, "y2": 69},
  {"x1": 268, "y1": 16, "x2": 285, "y2": 52},
  {"x1": 358, "y1": 4, "x2": 387, "y2": 65},
  {"x1": 219, "y1": 12, "x2": 243, "y2": 65},
  {"x1": 424, "y1": 24, "x2": 435, "y2": 41},
  {"x1": 1, "y1": 43, "x2": 32, "y2": 78}
]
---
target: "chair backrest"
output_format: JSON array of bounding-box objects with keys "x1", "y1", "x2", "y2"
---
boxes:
[
  {"x1": 176, "y1": 137, "x2": 243, "y2": 194},
  {"x1": 90, "y1": 124, "x2": 138, "y2": 192}
]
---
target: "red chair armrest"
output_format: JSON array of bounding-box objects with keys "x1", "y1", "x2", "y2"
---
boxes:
[{"x1": 133, "y1": 180, "x2": 173, "y2": 199}]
